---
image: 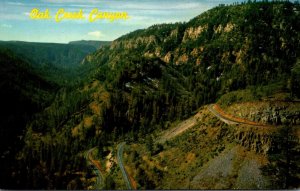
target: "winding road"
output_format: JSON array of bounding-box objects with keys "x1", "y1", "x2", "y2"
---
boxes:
[
  {"x1": 117, "y1": 142, "x2": 134, "y2": 190},
  {"x1": 86, "y1": 148, "x2": 104, "y2": 189},
  {"x1": 208, "y1": 104, "x2": 269, "y2": 127}
]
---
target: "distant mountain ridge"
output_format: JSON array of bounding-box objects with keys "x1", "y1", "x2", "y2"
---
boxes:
[
  {"x1": 0, "y1": 41, "x2": 97, "y2": 68},
  {"x1": 69, "y1": 40, "x2": 111, "y2": 49}
]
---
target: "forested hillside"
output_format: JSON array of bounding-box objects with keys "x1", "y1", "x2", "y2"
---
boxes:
[
  {"x1": 0, "y1": 41, "x2": 105, "y2": 86},
  {"x1": 0, "y1": 1, "x2": 299, "y2": 189},
  {"x1": 0, "y1": 49, "x2": 57, "y2": 187},
  {"x1": 0, "y1": 41, "x2": 101, "y2": 188},
  {"x1": 0, "y1": 41, "x2": 97, "y2": 68},
  {"x1": 84, "y1": 0, "x2": 300, "y2": 135},
  {"x1": 69, "y1": 40, "x2": 111, "y2": 49}
]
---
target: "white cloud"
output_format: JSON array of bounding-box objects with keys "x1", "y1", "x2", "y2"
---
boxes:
[
  {"x1": 88, "y1": 31, "x2": 105, "y2": 38},
  {"x1": 7, "y1": 2, "x2": 24, "y2": 6},
  {"x1": 1, "y1": 24, "x2": 12, "y2": 28}
]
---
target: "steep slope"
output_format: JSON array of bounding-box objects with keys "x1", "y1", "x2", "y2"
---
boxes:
[
  {"x1": 10, "y1": 1, "x2": 300, "y2": 190},
  {"x1": 82, "y1": 1, "x2": 299, "y2": 136},
  {"x1": 90, "y1": 2, "x2": 297, "y2": 99},
  {"x1": 0, "y1": 41, "x2": 96, "y2": 68},
  {"x1": 122, "y1": 100, "x2": 299, "y2": 189},
  {"x1": 0, "y1": 49, "x2": 56, "y2": 188},
  {"x1": 0, "y1": 41, "x2": 100, "y2": 86},
  {"x1": 80, "y1": 2, "x2": 299, "y2": 189}
]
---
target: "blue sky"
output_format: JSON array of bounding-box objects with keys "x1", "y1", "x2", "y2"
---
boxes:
[{"x1": 0, "y1": 0, "x2": 245, "y2": 43}]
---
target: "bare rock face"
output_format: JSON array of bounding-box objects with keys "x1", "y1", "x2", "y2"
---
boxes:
[
  {"x1": 162, "y1": 52, "x2": 172, "y2": 63},
  {"x1": 234, "y1": 127, "x2": 273, "y2": 154},
  {"x1": 183, "y1": 25, "x2": 208, "y2": 42},
  {"x1": 227, "y1": 102, "x2": 300, "y2": 126}
]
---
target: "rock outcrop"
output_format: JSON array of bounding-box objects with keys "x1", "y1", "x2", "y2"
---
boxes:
[{"x1": 227, "y1": 102, "x2": 300, "y2": 125}]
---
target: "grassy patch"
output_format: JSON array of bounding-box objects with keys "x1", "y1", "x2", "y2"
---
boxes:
[{"x1": 217, "y1": 81, "x2": 290, "y2": 107}]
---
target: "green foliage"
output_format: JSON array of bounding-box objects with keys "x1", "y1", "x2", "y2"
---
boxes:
[
  {"x1": 2, "y1": 1, "x2": 300, "y2": 189},
  {"x1": 0, "y1": 49, "x2": 57, "y2": 188},
  {"x1": 0, "y1": 41, "x2": 96, "y2": 68},
  {"x1": 262, "y1": 126, "x2": 300, "y2": 189},
  {"x1": 217, "y1": 81, "x2": 289, "y2": 107},
  {"x1": 68, "y1": 40, "x2": 111, "y2": 49},
  {"x1": 104, "y1": 175, "x2": 116, "y2": 189},
  {"x1": 0, "y1": 41, "x2": 100, "y2": 87},
  {"x1": 146, "y1": 136, "x2": 154, "y2": 154},
  {"x1": 29, "y1": 87, "x2": 92, "y2": 132},
  {"x1": 291, "y1": 60, "x2": 300, "y2": 98}
]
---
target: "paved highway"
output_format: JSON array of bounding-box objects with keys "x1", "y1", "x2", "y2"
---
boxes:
[
  {"x1": 208, "y1": 104, "x2": 239, "y2": 125},
  {"x1": 208, "y1": 104, "x2": 269, "y2": 127},
  {"x1": 86, "y1": 148, "x2": 104, "y2": 189},
  {"x1": 117, "y1": 142, "x2": 133, "y2": 190}
]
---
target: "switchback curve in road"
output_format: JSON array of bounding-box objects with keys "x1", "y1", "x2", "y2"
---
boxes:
[
  {"x1": 208, "y1": 104, "x2": 270, "y2": 127},
  {"x1": 86, "y1": 148, "x2": 104, "y2": 189}
]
